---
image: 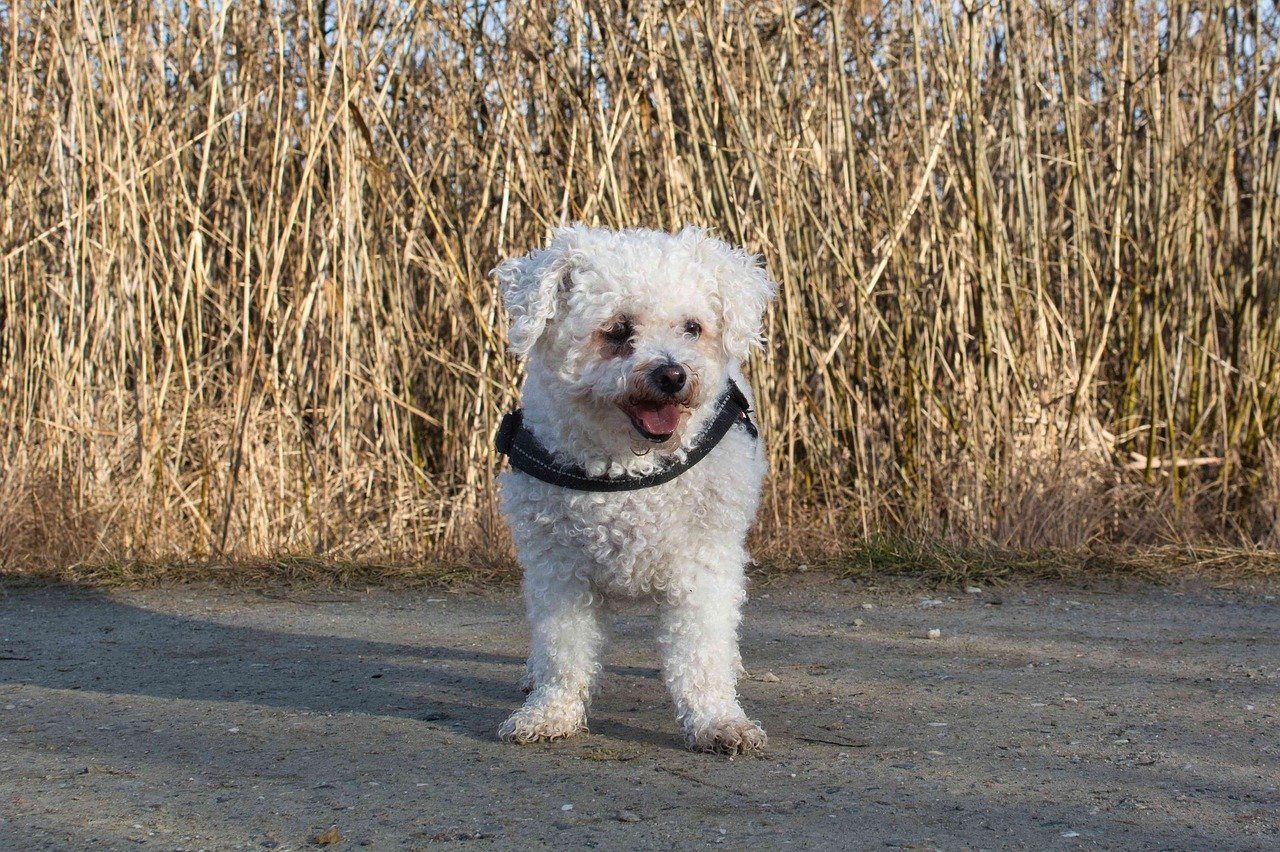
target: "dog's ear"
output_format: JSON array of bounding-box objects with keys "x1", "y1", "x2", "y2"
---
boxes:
[
  {"x1": 492, "y1": 235, "x2": 577, "y2": 358},
  {"x1": 681, "y1": 227, "x2": 776, "y2": 362}
]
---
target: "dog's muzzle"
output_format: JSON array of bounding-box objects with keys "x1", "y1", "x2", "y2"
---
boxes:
[{"x1": 618, "y1": 362, "x2": 694, "y2": 442}]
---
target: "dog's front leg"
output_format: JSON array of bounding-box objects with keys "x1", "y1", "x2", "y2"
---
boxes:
[
  {"x1": 659, "y1": 568, "x2": 767, "y2": 754},
  {"x1": 499, "y1": 572, "x2": 602, "y2": 743}
]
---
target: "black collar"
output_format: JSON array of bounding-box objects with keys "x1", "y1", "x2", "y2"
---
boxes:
[{"x1": 495, "y1": 379, "x2": 758, "y2": 492}]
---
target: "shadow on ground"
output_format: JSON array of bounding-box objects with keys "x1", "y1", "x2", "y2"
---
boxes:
[{"x1": 1, "y1": 575, "x2": 1276, "y2": 848}]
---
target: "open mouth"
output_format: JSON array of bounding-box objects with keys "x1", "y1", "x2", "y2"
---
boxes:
[{"x1": 618, "y1": 399, "x2": 686, "y2": 443}]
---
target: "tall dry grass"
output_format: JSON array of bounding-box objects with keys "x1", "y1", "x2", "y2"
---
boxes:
[{"x1": 1, "y1": 0, "x2": 1278, "y2": 571}]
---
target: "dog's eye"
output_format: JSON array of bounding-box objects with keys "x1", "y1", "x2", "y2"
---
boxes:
[
  {"x1": 602, "y1": 320, "x2": 633, "y2": 345},
  {"x1": 683, "y1": 320, "x2": 702, "y2": 338}
]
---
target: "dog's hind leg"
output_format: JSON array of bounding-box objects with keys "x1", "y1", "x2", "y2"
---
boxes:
[
  {"x1": 499, "y1": 570, "x2": 603, "y2": 743},
  {"x1": 518, "y1": 666, "x2": 537, "y2": 695},
  {"x1": 659, "y1": 563, "x2": 767, "y2": 755}
]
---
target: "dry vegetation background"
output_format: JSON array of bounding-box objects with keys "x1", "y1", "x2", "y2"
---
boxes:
[{"x1": 1, "y1": 0, "x2": 1278, "y2": 575}]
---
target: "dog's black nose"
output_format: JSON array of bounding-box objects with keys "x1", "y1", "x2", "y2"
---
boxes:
[{"x1": 650, "y1": 364, "x2": 687, "y2": 395}]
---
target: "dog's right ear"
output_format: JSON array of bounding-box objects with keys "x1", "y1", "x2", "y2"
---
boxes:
[{"x1": 492, "y1": 242, "x2": 574, "y2": 358}]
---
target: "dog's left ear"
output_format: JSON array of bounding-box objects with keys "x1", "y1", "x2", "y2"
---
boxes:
[
  {"x1": 682, "y1": 227, "x2": 777, "y2": 362},
  {"x1": 492, "y1": 233, "x2": 578, "y2": 358}
]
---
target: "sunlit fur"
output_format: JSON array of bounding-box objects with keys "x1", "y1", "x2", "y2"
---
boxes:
[{"x1": 493, "y1": 225, "x2": 776, "y2": 754}]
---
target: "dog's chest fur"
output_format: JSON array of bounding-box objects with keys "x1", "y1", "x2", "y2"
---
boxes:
[{"x1": 500, "y1": 429, "x2": 765, "y2": 598}]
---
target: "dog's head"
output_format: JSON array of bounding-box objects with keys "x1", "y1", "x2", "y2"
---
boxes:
[{"x1": 494, "y1": 225, "x2": 775, "y2": 453}]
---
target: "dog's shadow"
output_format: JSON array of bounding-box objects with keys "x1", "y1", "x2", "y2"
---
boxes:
[{"x1": 0, "y1": 582, "x2": 683, "y2": 751}]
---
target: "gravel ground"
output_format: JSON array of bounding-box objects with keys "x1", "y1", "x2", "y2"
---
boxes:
[{"x1": 0, "y1": 575, "x2": 1277, "y2": 850}]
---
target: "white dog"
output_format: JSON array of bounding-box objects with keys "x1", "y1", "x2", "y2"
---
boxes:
[{"x1": 492, "y1": 225, "x2": 775, "y2": 754}]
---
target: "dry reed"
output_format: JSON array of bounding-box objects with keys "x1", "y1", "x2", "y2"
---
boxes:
[{"x1": 1, "y1": 0, "x2": 1277, "y2": 574}]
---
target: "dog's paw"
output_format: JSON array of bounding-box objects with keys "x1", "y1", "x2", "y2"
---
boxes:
[
  {"x1": 498, "y1": 703, "x2": 587, "y2": 744},
  {"x1": 686, "y1": 718, "x2": 768, "y2": 755}
]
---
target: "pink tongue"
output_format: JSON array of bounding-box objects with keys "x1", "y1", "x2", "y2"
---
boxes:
[{"x1": 634, "y1": 403, "x2": 682, "y2": 435}]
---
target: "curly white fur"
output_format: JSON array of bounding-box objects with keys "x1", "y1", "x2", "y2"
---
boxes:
[{"x1": 493, "y1": 225, "x2": 775, "y2": 754}]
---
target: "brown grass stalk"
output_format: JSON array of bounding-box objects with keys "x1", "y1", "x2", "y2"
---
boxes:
[{"x1": 1, "y1": 1, "x2": 1277, "y2": 575}]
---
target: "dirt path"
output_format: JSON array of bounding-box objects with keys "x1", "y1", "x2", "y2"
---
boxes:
[{"x1": 1, "y1": 576, "x2": 1276, "y2": 850}]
